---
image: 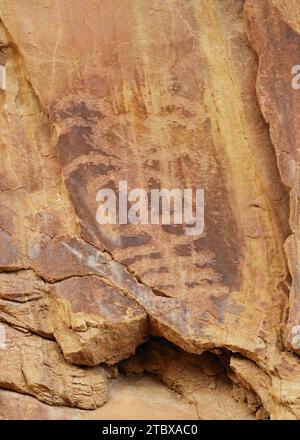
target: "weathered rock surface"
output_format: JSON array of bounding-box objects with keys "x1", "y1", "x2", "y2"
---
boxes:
[
  {"x1": 0, "y1": 268, "x2": 149, "y2": 366},
  {"x1": 245, "y1": 0, "x2": 300, "y2": 356},
  {"x1": 229, "y1": 355, "x2": 300, "y2": 420},
  {"x1": 120, "y1": 339, "x2": 258, "y2": 419},
  {"x1": 51, "y1": 275, "x2": 149, "y2": 366},
  {"x1": 0, "y1": 0, "x2": 299, "y2": 419},
  {"x1": 0, "y1": 322, "x2": 107, "y2": 409},
  {"x1": 0, "y1": 376, "x2": 198, "y2": 420}
]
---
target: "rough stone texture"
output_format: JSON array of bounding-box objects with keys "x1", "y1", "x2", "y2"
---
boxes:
[
  {"x1": 245, "y1": 0, "x2": 300, "y2": 355},
  {"x1": 120, "y1": 339, "x2": 257, "y2": 419},
  {"x1": 229, "y1": 355, "x2": 300, "y2": 420},
  {"x1": 0, "y1": 0, "x2": 300, "y2": 420},
  {"x1": 0, "y1": 268, "x2": 149, "y2": 366},
  {"x1": 0, "y1": 322, "x2": 107, "y2": 409},
  {"x1": 0, "y1": 376, "x2": 198, "y2": 420},
  {"x1": 50, "y1": 275, "x2": 149, "y2": 366}
]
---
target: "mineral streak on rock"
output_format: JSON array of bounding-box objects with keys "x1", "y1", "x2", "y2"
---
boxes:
[{"x1": 0, "y1": 0, "x2": 299, "y2": 419}]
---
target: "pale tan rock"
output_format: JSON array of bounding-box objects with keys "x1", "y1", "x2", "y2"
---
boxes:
[
  {"x1": 0, "y1": 322, "x2": 107, "y2": 409},
  {"x1": 230, "y1": 356, "x2": 299, "y2": 420},
  {"x1": 0, "y1": 376, "x2": 198, "y2": 420},
  {"x1": 0, "y1": 270, "x2": 55, "y2": 336},
  {"x1": 120, "y1": 339, "x2": 256, "y2": 420}
]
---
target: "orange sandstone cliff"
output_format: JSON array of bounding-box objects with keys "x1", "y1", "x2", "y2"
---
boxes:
[{"x1": 0, "y1": 0, "x2": 299, "y2": 420}]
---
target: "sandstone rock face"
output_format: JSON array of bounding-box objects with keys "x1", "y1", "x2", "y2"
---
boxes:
[
  {"x1": 51, "y1": 275, "x2": 149, "y2": 366},
  {"x1": 0, "y1": 266, "x2": 149, "y2": 366},
  {"x1": 0, "y1": 322, "x2": 107, "y2": 409},
  {"x1": 0, "y1": 0, "x2": 300, "y2": 420},
  {"x1": 245, "y1": 0, "x2": 300, "y2": 356}
]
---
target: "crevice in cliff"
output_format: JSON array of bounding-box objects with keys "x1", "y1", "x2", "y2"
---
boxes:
[
  {"x1": 79, "y1": 234, "x2": 173, "y2": 299},
  {"x1": 0, "y1": 21, "x2": 42, "y2": 116},
  {"x1": 118, "y1": 337, "x2": 268, "y2": 419}
]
